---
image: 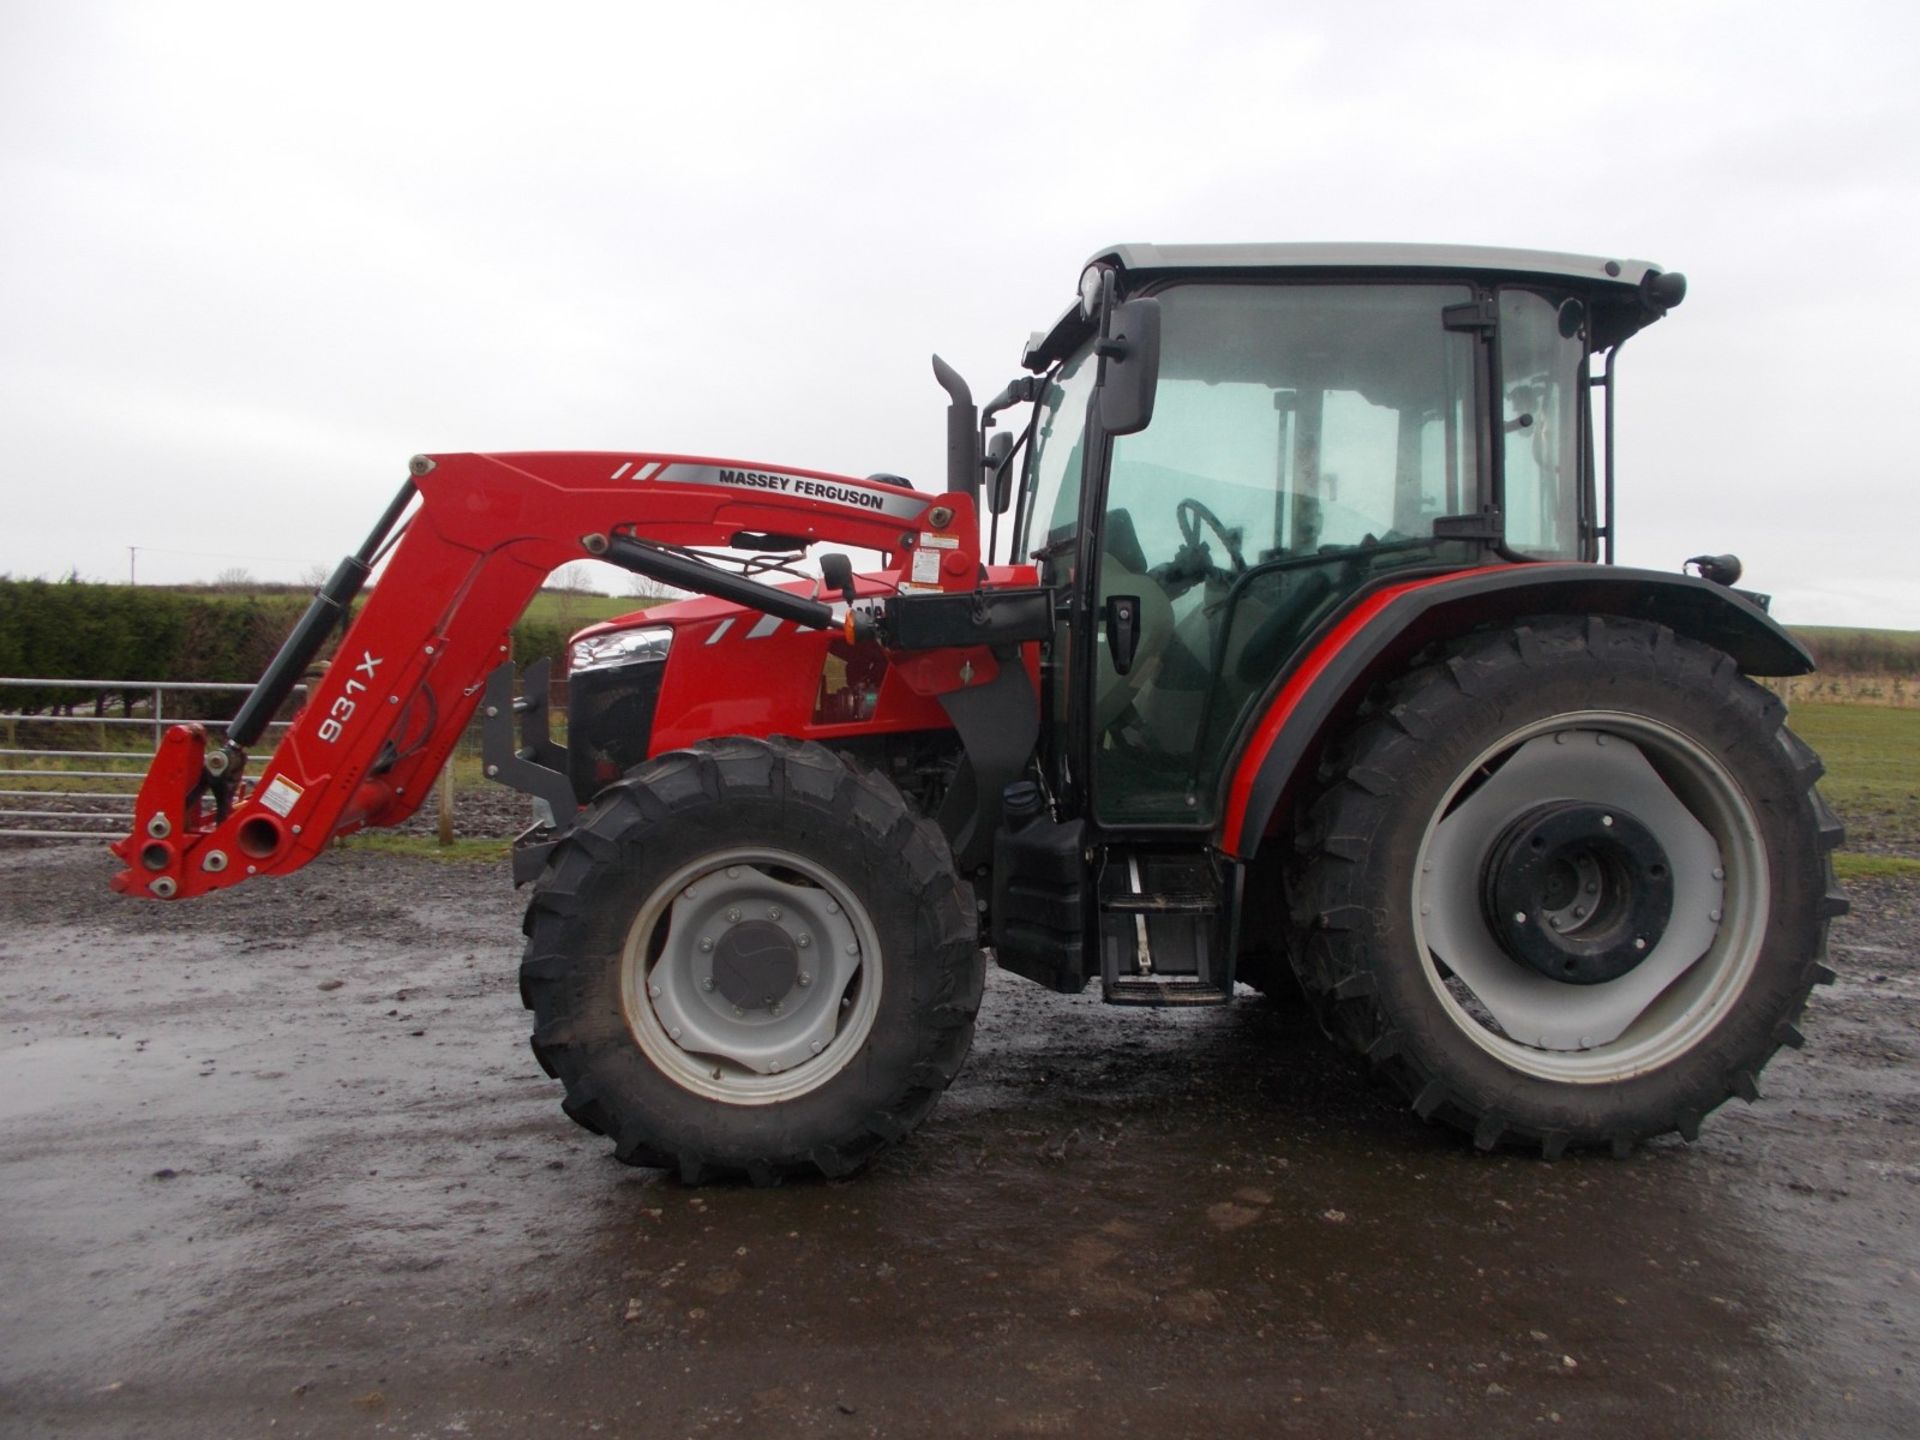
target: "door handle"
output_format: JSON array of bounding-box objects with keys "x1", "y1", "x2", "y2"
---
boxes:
[{"x1": 1105, "y1": 594, "x2": 1141, "y2": 676}]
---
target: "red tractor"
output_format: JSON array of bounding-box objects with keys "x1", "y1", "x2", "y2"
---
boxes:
[{"x1": 113, "y1": 244, "x2": 1843, "y2": 1182}]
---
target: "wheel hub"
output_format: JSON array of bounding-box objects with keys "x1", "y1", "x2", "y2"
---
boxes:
[
  {"x1": 712, "y1": 920, "x2": 799, "y2": 1009},
  {"x1": 1482, "y1": 801, "x2": 1675, "y2": 985},
  {"x1": 634, "y1": 852, "x2": 869, "y2": 1084}
]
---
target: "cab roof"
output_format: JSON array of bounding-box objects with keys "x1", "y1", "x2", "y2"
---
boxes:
[
  {"x1": 1023, "y1": 242, "x2": 1679, "y2": 372},
  {"x1": 1089, "y1": 242, "x2": 1662, "y2": 290}
]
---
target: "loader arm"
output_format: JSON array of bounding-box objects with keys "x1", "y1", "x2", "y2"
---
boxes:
[{"x1": 111, "y1": 451, "x2": 983, "y2": 900}]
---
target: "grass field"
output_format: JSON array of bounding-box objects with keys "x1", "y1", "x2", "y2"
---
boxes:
[
  {"x1": 1782, "y1": 701, "x2": 1920, "y2": 868},
  {"x1": 517, "y1": 590, "x2": 645, "y2": 628}
]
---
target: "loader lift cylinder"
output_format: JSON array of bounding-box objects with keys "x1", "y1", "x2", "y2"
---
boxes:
[
  {"x1": 225, "y1": 478, "x2": 416, "y2": 748},
  {"x1": 600, "y1": 533, "x2": 841, "y2": 633}
]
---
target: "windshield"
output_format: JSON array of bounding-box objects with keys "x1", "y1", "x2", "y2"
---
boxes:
[{"x1": 1017, "y1": 345, "x2": 1098, "y2": 557}]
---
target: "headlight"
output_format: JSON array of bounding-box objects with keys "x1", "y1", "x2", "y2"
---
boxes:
[{"x1": 569, "y1": 625, "x2": 673, "y2": 675}]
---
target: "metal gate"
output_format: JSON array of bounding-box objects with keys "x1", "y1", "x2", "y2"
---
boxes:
[{"x1": 0, "y1": 678, "x2": 304, "y2": 842}]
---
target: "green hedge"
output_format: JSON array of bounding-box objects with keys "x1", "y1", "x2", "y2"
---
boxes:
[{"x1": 0, "y1": 578, "x2": 611, "y2": 718}]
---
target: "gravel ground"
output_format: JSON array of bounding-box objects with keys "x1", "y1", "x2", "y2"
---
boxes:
[{"x1": 0, "y1": 812, "x2": 1915, "y2": 1437}]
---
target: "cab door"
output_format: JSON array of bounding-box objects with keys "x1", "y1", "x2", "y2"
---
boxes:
[{"x1": 1082, "y1": 281, "x2": 1483, "y2": 829}]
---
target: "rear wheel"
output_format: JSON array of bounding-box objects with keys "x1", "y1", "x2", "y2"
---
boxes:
[
  {"x1": 1289, "y1": 617, "x2": 1845, "y2": 1155},
  {"x1": 520, "y1": 736, "x2": 982, "y2": 1184}
]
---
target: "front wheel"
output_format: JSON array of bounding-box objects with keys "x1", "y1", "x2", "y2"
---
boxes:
[
  {"x1": 520, "y1": 736, "x2": 982, "y2": 1184},
  {"x1": 1288, "y1": 617, "x2": 1845, "y2": 1155}
]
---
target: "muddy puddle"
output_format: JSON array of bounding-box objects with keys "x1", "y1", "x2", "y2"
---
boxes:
[{"x1": 1, "y1": 845, "x2": 1914, "y2": 1437}]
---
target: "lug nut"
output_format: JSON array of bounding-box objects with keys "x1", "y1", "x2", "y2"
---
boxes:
[
  {"x1": 727, "y1": 867, "x2": 740, "y2": 879},
  {"x1": 732, "y1": 1005, "x2": 744, "y2": 1017},
  {"x1": 770, "y1": 1002, "x2": 783, "y2": 1016},
  {"x1": 767, "y1": 905, "x2": 783, "y2": 921},
  {"x1": 1513, "y1": 911, "x2": 1528, "y2": 925},
  {"x1": 698, "y1": 937, "x2": 714, "y2": 952},
  {"x1": 846, "y1": 942, "x2": 860, "y2": 955},
  {"x1": 796, "y1": 934, "x2": 812, "y2": 949},
  {"x1": 798, "y1": 972, "x2": 812, "y2": 987},
  {"x1": 810, "y1": 1041, "x2": 824, "y2": 1054},
  {"x1": 1633, "y1": 937, "x2": 1647, "y2": 951},
  {"x1": 648, "y1": 984, "x2": 660, "y2": 998},
  {"x1": 1601, "y1": 815, "x2": 1615, "y2": 827},
  {"x1": 1709, "y1": 909, "x2": 1722, "y2": 923},
  {"x1": 684, "y1": 886, "x2": 699, "y2": 900},
  {"x1": 725, "y1": 907, "x2": 741, "y2": 924},
  {"x1": 826, "y1": 901, "x2": 840, "y2": 915},
  {"x1": 702, "y1": 977, "x2": 715, "y2": 992},
  {"x1": 669, "y1": 1026, "x2": 682, "y2": 1040}
]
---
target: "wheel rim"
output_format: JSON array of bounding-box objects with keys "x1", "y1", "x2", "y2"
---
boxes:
[
  {"x1": 621, "y1": 846, "x2": 882, "y2": 1104},
  {"x1": 1412, "y1": 713, "x2": 1770, "y2": 1083}
]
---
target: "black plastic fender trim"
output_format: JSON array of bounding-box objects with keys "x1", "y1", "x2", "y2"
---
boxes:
[{"x1": 1224, "y1": 563, "x2": 1813, "y2": 858}]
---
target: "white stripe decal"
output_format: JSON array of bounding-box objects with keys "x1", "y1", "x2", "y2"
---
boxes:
[
  {"x1": 746, "y1": 613, "x2": 782, "y2": 640},
  {"x1": 610, "y1": 461, "x2": 633, "y2": 480},
  {"x1": 705, "y1": 618, "x2": 734, "y2": 645}
]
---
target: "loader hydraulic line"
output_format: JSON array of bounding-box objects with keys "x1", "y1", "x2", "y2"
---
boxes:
[{"x1": 111, "y1": 451, "x2": 984, "y2": 901}]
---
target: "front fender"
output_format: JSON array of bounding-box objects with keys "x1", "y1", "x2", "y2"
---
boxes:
[{"x1": 1219, "y1": 563, "x2": 1811, "y2": 858}]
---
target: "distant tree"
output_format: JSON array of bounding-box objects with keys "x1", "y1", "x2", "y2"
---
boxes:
[
  {"x1": 298, "y1": 563, "x2": 331, "y2": 589},
  {"x1": 214, "y1": 566, "x2": 257, "y2": 590},
  {"x1": 625, "y1": 575, "x2": 682, "y2": 605}
]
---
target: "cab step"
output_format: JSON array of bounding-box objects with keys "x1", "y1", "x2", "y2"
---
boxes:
[
  {"x1": 1104, "y1": 975, "x2": 1232, "y2": 1007},
  {"x1": 1096, "y1": 846, "x2": 1240, "y2": 1006}
]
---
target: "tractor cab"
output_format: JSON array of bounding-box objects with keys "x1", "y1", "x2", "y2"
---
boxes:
[{"x1": 991, "y1": 245, "x2": 1690, "y2": 1002}]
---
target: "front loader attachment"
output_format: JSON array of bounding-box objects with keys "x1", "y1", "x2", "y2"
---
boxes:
[{"x1": 110, "y1": 450, "x2": 984, "y2": 900}]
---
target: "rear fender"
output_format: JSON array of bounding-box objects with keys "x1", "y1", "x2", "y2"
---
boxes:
[{"x1": 1219, "y1": 564, "x2": 1812, "y2": 859}]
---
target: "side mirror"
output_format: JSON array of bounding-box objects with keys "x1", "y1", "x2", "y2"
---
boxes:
[
  {"x1": 1097, "y1": 297, "x2": 1161, "y2": 437},
  {"x1": 985, "y1": 432, "x2": 1015, "y2": 515}
]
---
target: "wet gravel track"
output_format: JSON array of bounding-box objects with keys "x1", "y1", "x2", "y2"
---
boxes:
[{"x1": 0, "y1": 843, "x2": 1914, "y2": 1439}]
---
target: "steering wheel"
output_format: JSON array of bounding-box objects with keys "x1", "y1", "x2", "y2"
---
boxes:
[{"x1": 1175, "y1": 498, "x2": 1248, "y2": 575}]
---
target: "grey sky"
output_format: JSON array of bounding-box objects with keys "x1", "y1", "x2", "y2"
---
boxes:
[{"x1": 3, "y1": 0, "x2": 1914, "y2": 626}]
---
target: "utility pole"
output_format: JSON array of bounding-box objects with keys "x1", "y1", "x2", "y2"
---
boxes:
[{"x1": 128, "y1": 546, "x2": 137, "y2": 585}]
